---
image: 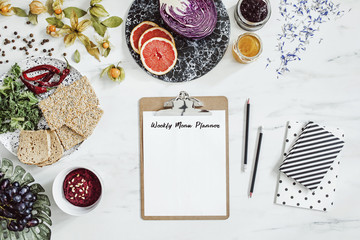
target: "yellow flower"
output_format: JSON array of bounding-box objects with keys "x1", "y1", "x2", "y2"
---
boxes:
[
  {"x1": 0, "y1": 0, "x2": 14, "y2": 16},
  {"x1": 29, "y1": 0, "x2": 47, "y2": 15}
]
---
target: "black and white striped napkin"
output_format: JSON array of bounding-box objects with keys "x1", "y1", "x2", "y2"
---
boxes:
[{"x1": 279, "y1": 122, "x2": 345, "y2": 191}]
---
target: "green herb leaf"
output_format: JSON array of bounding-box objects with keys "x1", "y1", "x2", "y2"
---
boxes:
[
  {"x1": 73, "y1": 50, "x2": 81, "y2": 63},
  {"x1": 28, "y1": 13, "x2": 38, "y2": 25},
  {"x1": 46, "y1": 17, "x2": 64, "y2": 28},
  {"x1": 101, "y1": 16, "x2": 123, "y2": 28},
  {"x1": 89, "y1": 4, "x2": 109, "y2": 18},
  {"x1": 90, "y1": 0, "x2": 102, "y2": 6},
  {"x1": 63, "y1": 7, "x2": 87, "y2": 18},
  {"x1": 91, "y1": 16, "x2": 107, "y2": 37},
  {"x1": 13, "y1": 7, "x2": 28, "y2": 17}
]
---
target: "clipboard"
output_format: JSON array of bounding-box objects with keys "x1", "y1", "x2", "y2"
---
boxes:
[{"x1": 139, "y1": 91, "x2": 229, "y2": 220}]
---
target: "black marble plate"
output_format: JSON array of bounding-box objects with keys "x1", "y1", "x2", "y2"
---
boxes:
[{"x1": 125, "y1": 0, "x2": 230, "y2": 82}]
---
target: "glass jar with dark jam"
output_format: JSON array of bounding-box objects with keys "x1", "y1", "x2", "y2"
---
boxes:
[{"x1": 234, "y1": 0, "x2": 271, "y2": 31}]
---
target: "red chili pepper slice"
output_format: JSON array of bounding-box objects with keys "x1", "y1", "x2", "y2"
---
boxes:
[
  {"x1": 20, "y1": 77, "x2": 47, "y2": 95},
  {"x1": 23, "y1": 65, "x2": 61, "y2": 75},
  {"x1": 22, "y1": 72, "x2": 49, "y2": 81},
  {"x1": 39, "y1": 69, "x2": 70, "y2": 87},
  {"x1": 39, "y1": 72, "x2": 55, "y2": 83}
]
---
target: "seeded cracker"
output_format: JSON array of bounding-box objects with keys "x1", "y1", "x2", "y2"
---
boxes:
[
  {"x1": 56, "y1": 125, "x2": 85, "y2": 150},
  {"x1": 66, "y1": 106, "x2": 103, "y2": 138},
  {"x1": 39, "y1": 96, "x2": 65, "y2": 130}
]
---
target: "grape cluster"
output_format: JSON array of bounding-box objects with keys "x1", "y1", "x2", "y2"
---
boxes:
[{"x1": 0, "y1": 171, "x2": 39, "y2": 232}]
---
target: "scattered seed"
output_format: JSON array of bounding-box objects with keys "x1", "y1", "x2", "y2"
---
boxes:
[{"x1": 30, "y1": 33, "x2": 34, "y2": 37}]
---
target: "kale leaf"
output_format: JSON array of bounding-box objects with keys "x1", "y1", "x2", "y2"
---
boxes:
[{"x1": 0, "y1": 64, "x2": 41, "y2": 134}]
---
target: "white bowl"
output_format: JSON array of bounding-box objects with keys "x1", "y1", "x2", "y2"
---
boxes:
[{"x1": 52, "y1": 166, "x2": 103, "y2": 216}]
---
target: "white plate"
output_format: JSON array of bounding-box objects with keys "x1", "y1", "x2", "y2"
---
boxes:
[{"x1": 0, "y1": 56, "x2": 83, "y2": 158}]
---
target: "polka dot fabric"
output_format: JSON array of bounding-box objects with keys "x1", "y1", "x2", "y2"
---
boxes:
[{"x1": 275, "y1": 121, "x2": 345, "y2": 212}]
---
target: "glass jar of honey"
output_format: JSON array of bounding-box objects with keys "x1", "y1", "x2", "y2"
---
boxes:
[{"x1": 232, "y1": 33, "x2": 262, "y2": 64}]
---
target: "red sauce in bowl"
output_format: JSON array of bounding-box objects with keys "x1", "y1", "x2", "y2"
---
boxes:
[{"x1": 63, "y1": 168, "x2": 102, "y2": 207}]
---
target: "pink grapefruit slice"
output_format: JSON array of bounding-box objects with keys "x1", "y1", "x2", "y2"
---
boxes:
[
  {"x1": 138, "y1": 27, "x2": 175, "y2": 51},
  {"x1": 130, "y1": 21, "x2": 158, "y2": 54},
  {"x1": 140, "y1": 37, "x2": 177, "y2": 75}
]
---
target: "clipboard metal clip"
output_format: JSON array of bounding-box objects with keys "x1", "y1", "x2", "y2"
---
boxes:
[{"x1": 156, "y1": 91, "x2": 211, "y2": 116}]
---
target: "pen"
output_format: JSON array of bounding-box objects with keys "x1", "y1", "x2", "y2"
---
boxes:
[
  {"x1": 250, "y1": 126, "x2": 263, "y2": 198},
  {"x1": 243, "y1": 98, "x2": 250, "y2": 171}
]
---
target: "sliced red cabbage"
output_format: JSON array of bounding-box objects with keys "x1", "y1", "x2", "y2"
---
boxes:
[{"x1": 159, "y1": 0, "x2": 217, "y2": 39}]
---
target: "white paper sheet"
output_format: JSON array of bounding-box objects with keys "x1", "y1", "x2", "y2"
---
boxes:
[{"x1": 143, "y1": 111, "x2": 227, "y2": 217}]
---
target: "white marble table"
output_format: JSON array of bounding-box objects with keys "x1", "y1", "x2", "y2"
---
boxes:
[{"x1": 0, "y1": 0, "x2": 359, "y2": 239}]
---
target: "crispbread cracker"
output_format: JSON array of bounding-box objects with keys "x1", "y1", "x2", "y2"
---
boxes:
[
  {"x1": 17, "y1": 130, "x2": 51, "y2": 165},
  {"x1": 66, "y1": 106, "x2": 103, "y2": 138},
  {"x1": 38, "y1": 130, "x2": 64, "y2": 167},
  {"x1": 56, "y1": 125, "x2": 85, "y2": 150},
  {"x1": 70, "y1": 76, "x2": 99, "y2": 106}
]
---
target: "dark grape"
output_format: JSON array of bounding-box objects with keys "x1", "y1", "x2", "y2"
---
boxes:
[
  {"x1": 7, "y1": 221, "x2": 19, "y2": 231},
  {"x1": 17, "y1": 218, "x2": 28, "y2": 226},
  {"x1": 0, "y1": 179, "x2": 39, "y2": 233},
  {"x1": 19, "y1": 186, "x2": 29, "y2": 196},
  {"x1": 17, "y1": 223, "x2": 25, "y2": 231},
  {"x1": 25, "y1": 201, "x2": 34, "y2": 208},
  {"x1": 26, "y1": 218, "x2": 39, "y2": 228},
  {"x1": 24, "y1": 208, "x2": 32, "y2": 215},
  {"x1": 24, "y1": 213, "x2": 32, "y2": 221},
  {"x1": 13, "y1": 195, "x2": 21, "y2": 203},
  {"x1": 3, "y1": 209, "x2": 15, "y2": 218},
  {"x1": 16, "y1": 202, "x2": 26, "y2": 212},
  {"x1": 23, "y1": 192, "x2": 34, "y2": 202},
  {"x1": 0, "y1": 192, "x2": 7, "y2": 204},
  {"x1": 0, "y1": 179, "x2": 10, "y2": 190}
]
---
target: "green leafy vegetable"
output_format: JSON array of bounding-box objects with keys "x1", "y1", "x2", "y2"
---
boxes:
[
  {"x1": 73, "y1": 49, "x2": 81, "y2": 63},
  {"x1": 63, "y1": 7, "x2": 87, "y2": 18},
  {"x1": 101, "y1": 16, "x2": 123, "y2": 28},
  {"x1": 91, "y1": 16, "x2": 107, "y2": 37},
  {"x1": 46, "y1": 17, "x2": 64, "y2": 28},
  {"x1": 12, "y1": 7, "x2": 28, "y2": 17},
  {"x1": 0, "y1": 64, "x2": 41, "y2": 134}
]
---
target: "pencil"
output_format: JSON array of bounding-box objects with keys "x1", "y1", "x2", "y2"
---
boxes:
[
  {"x1": 243, "y1": 98, "x2": 250, "y2": 171},
  {"x1": 249, "y1": 126, "x2": 263, "y2": 198}
]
